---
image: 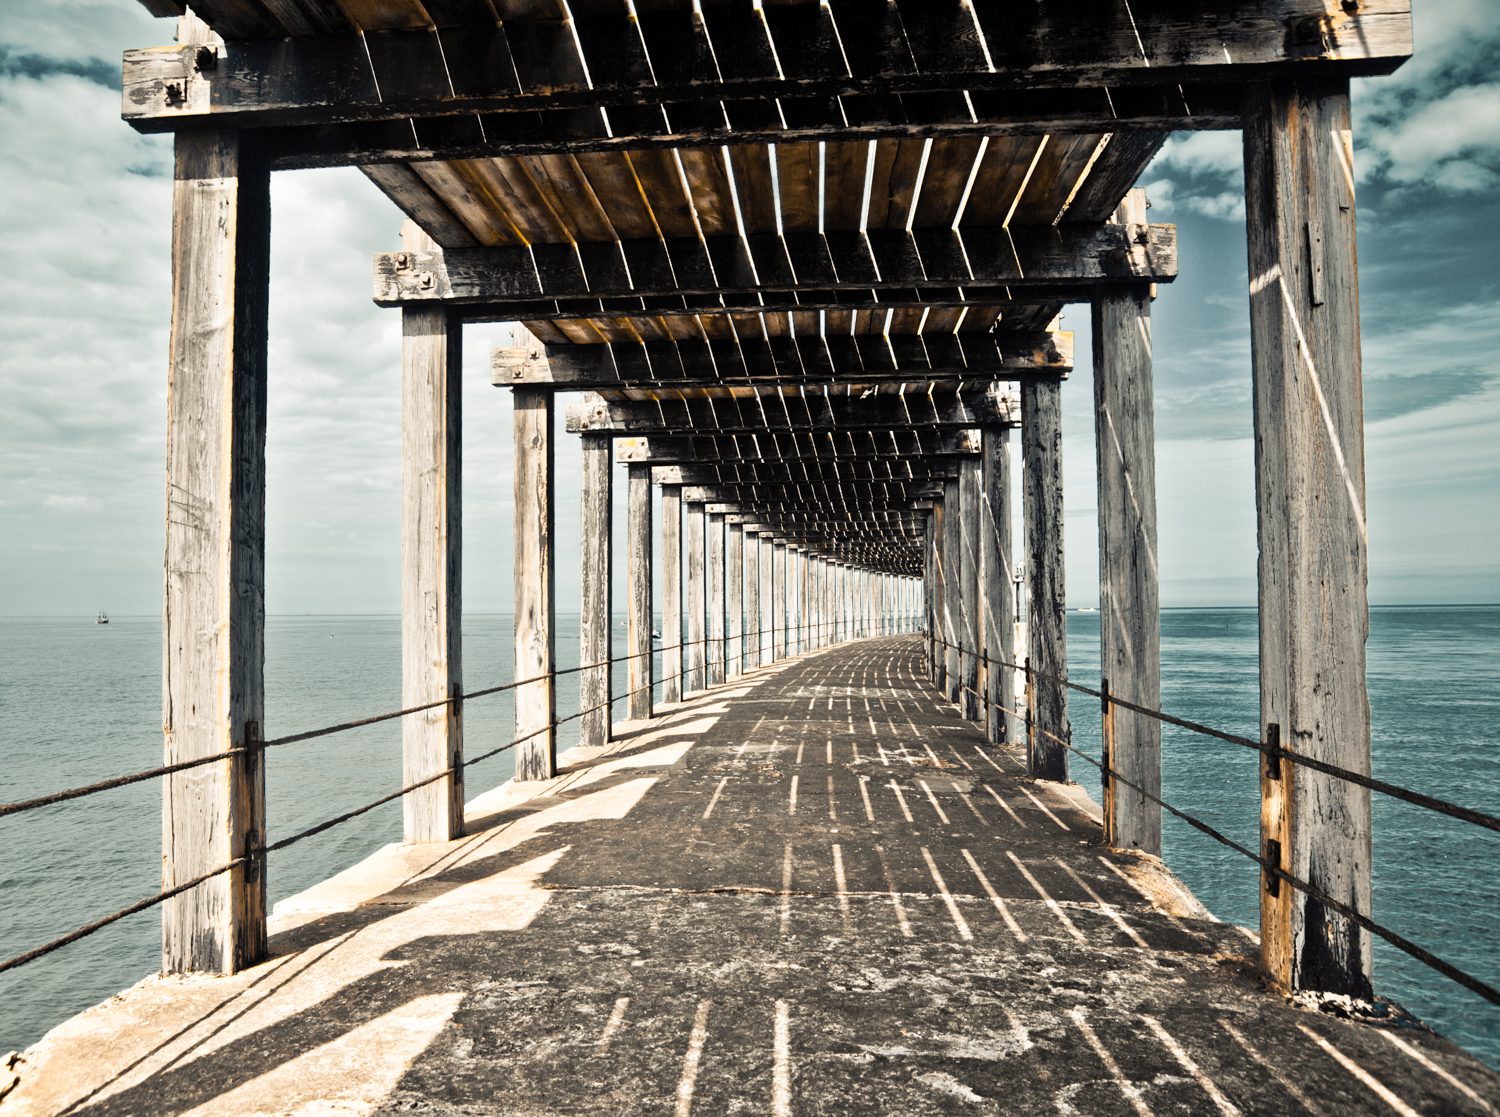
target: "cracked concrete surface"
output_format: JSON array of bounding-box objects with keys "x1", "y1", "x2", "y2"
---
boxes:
[{"x1": 5, "y1": 638, "x2": 1499, "y2": 1115}]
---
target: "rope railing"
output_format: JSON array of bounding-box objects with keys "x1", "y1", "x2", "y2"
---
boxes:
[
  {"x1": 1, "y1": 614, "x2": 918, "y2": 822},
  {"x1": 925, "y1": 632, "x2": 1500, "y2": 1007},
  {"x1": 0, "y1": 612, "x2": 917, "y2": 976},
  {"x1": 928, "y1": 635, "x2": 1500, "y2": 835}
]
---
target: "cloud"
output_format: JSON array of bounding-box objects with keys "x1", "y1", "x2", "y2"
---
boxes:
[
  {"x1": 0, "y1": 47, "x2": 116, "y2": 87},
  {"x1": 1365, "y1": 367, "x2": 1494, "y2": 424},
  {"x1": 1363, "y1": 81, "x2": 1500, "y2": 193}
]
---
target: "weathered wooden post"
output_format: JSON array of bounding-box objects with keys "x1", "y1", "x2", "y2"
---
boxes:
[
  {"x1": 580, "y1": 433, "x2": 613, "y2": 747},
  {"x1": 928, "y1": 506, "x2": 943, "y2": 685},
  {"x1": 1245, "y1": 77, "x2": 1373, "y2": 1000},
  {"x1": 685, "y1": 501, "x2": 707, "y2": 694},
  {"x1": 707, "y1": 511, "x2": 726, "y2": 686},
  {"x1": 1094, "y1": 191, "x2": 1162, "y2": 854},
  {"x1": 785, "y1": 545, "x2": 799, "y2": 655},
  {"x1": 661, "y1": 484, "x2": 683, "y2": 703},
  {"x1": 401, "y1": 283, "x2": 464, "y2": 842},
  {"x1": 727, "y1": 524, "x2": 744, "y2": 678},
  {"x1": 942, "y1": 477, "x2": 962, "y2": 703},
  {"x1": 745, "y1": 531, "x2": 762, "y2": 670},
  {"x1": 759, "y1": 532, "x2": 775, "y2": 665},
  {"x1": 514, "y1": 387, "x2": 556, "y2": 780},
  {"x1": 980, "y1": 425, "x2": 1015, "y2": 747},
  {"x1": 627, "y1": 463, "x2": 653, "y2": 721},
  {"x1": 162, "y1": 124, "x2": 269, "y2": 974},
  {"x1": 773, "y1": 541, "x2": 788, "y2": 659},
  {"x1": 959, "y1": 457, "x2": 982, "y2": 720},
  {"x1": 1022, "y1": 374, "x2": 1069, "y2": 781}
]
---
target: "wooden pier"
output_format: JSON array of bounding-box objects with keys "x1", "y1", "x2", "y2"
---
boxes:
[
  {"x1": 10, "y1": 0, "x2": 1500, "y2": 1111},
  {"x1": 11, "y1": 639, "x2": 1500, "y2": 1114}
]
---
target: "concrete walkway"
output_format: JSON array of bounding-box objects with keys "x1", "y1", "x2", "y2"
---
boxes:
[{"x1": 8, "y1": 638, "x2": 1499, "y2": 1115}]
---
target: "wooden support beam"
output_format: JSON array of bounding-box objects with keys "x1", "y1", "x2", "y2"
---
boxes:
[
  {"x1": 958, "y1": 457, "x2": 982, "y2": 721},
  {"x1": 401, "y1": 296, "x2": 464, "y2": 844},
  {"x1": 758, "y1": 533, "x2": 775, "y2": 665},
  {"x1": 979, "y1": 427, "x2": 1015, "y2": 747},
  {"x1": 124, "y1": 4, "x2": 1410, "y2": 143},
  {"x1": 928, "y1": 506, "x2": 942, "y2": 687},
  {"x1": 566, "y1": 388, "x2": 1015, "y2": 437},
  {"x1": 676, "y1": 482, "x2": 942, "y2": 507},
  {"x1": 580, "y1": 433, "x2": 613, "y2": 747},
  {"x1": 773, "y1": 542, "x2": 788, "y2": 659},
  {"x1": 513, "y1": 387, "x2": 556, "y2": 780},
  {"x1": 1022, "y1": 375, "x2": 1069, "y2": 781},
  {"x1": 493, "y1": 332, "x2": 1072, "y2": 388},
  {"x1": 162, "y1": 127, "x2": 268, "y2": 975},
  {"x1": 745, "y1": 531, "x2": 761, "y2": 671},
  {"x1": 1094, "y1": 273, "x2": 1162, "y2": 855},
  {"x1": 650, "y1": 461, "x2": 961, "y2": 486},
  {"x1": 627, "y1": 463, "x2": 653, "y2": 722},
  {"x1": 378, "y1": 226, "x2": 1174, "y2": 307},
  {"x1": 707, "y1": 512, "x2": 727, "y2": 686},
  {"x1": 684, "y1": 501, "x2": 707, "y2": 694},
  {"x1": 727, "y1": 524, "x2": 744, "y2": 678},
  {"x1": 1245, "y1": 77, "x2": 1372, "y2": 999},
  {"x1": 942, "y1": 479, "x2": 962, "y2": 702},
  {"x1": 660, "y1": 484, "x2": 683, "y2": 704},
  {"x1": 614, "y1": 430, "x2": 982, "y2": 466}
]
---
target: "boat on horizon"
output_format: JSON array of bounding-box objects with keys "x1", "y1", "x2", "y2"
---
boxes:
[{"x1": 95, "y1": 611, "x2": 109, "y2": 625}]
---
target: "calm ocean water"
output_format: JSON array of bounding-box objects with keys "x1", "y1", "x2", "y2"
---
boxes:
[{"x1": 2, "y1": 607, "x2": 1496, "y2": 1068}]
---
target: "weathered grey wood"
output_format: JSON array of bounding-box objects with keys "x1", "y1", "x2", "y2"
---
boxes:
[
  {"x1": 685, "y1": 502, "x2": 707, "y2": 694},
  {"x1": 627, "y1": 464, "x2": 653, "y2": 721},
  {"x1": 958, "y1": 458, "x2": 982, "y2": 721},
  {"x1": 513, "y1": 387, "x2": 556, "y2": 781},
  {"x1": 401, "y1": 295, "x2": 464, "y2": 844},
  {"x1": 745, "y1": 532, "x2": 762, "y2": 670},
  {"x1": 650, "y1": 461, "x2": 962, "y2": 486},
  {"x1": 162, "y1": 127, "x2": 268, "y2": 975},
  {"x1": 126, "y1": 4, "x2": 1411, "y2": 135},
  {"x1": 660, "y1": 484, "x2": 683, "y2": 704},
  {"x1": 580, "y1": 433, "x2": 613, "y2": 747},
  {"x1": 1022, "y1": 375, "x2": 1069, "y2": 781},
  {"x1": 773, "y1": 542, "x2": 788, "y2": 659},
  {"x1": 707, "y1": 512, "x2": 726, "y2": 686},
  {"x1": 566, "y1": 388, "x2": 1016, "y2": 437},
  {"x1": 979, "y1": 427, "x2": 1016, "y2": 746},
  {"x1": 493, "y1": 332, "x2": 1073, "y2": 388},
  {"x1": 1245, "y1": 77, "x2": 1372, "y2": 999},
  {"x1": 727, "y1": 525, "x2": 744, "y2": 678},
  {"x1": 759, "y1": 534, "x2": 775, "y2": 664},
  {"x1": 378, "y1": 226, "x2": 1175, "y2": 307},
  {"x1": 614, "y1": 430, "x2": 981, "y2": 465},
  {"x1": 1093, "y1": 279, "x2": 1162, "y2": 856},
  {"x1": 942, "y1": 479, "x2": 962, "y2": 703},
  {"x1": 929, "y1": 505, "x2": 944, "y2": 687}
]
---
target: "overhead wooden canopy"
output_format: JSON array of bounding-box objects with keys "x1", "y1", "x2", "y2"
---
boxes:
[{"x1": 126, "y1": 0, "x2": 1410, "y2": 572}]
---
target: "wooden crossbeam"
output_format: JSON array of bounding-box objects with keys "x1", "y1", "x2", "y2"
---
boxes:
[
  {"x1": 376, "y1": 226, "x2": 1174, "y2": 306},
  {"x1": 679, "y1": 482, "x2": 942, "y2": 506},
  {"x1": 492, "y1": 332, "x2": 1071, "y2": 388},
  {"x1": 612, "y1": 430, "x2": 982, "y2": 464},
  {"x1": 460, "y1": 285, "x2": 1078, "y2": 325},
  {"x1": 564, "y1": 387, "x2": 1013, "y2": 435},
  {"x1": 124, "y1": 2, "x2": 1410, "y2": 145},
  {"x1": 650, "y1": 461, "x2": 960, "y2": 485}
]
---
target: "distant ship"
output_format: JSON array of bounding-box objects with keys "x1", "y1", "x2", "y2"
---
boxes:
[{"x1": 95, "y1": 611, "x2": 109, "y2": 625}]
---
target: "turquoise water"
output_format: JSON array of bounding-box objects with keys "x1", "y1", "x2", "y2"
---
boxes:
[{"x1": 1, "y1": 608, "x2": 1496, "y2": 1068}]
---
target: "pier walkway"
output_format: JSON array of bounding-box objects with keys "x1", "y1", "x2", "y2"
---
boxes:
[{"x1": 10, "y1": 638, "x2": 1499, "y2": 1115}]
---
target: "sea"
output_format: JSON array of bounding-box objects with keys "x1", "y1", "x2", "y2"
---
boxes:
[{"x1": 2, "y1": 607, "x2": 1497, "y2": 1069}]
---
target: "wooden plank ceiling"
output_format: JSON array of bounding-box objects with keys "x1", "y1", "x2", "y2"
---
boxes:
[{"x1": 139, "y1": 0, "x2": 1172, "y2": 572}]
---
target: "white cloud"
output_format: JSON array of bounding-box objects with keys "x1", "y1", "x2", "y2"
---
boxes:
[{"x1": 1363, "y1": 81, "x2": 1500, "y2": 192}]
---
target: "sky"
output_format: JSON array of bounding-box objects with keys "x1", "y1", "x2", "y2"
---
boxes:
[{"x1": 1, "y1": 2, "x2": 1497, "y2": 617}]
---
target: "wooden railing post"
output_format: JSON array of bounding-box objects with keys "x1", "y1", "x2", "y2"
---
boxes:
[
  {"x1": 401, "y1": 280, "x2": 464, "y2": 841},
  {"x1": 959, "y1": 456, "x2": 981, "y2": 720},
  {"x1": 580, "y1": 433, "x2": 613, "y2": 747},
  {"x1": 1245, "y1": 76, "x2": 1372, "y2": 999},
  {"x1": 942, "y1": 477, "x2": 962, "y2": 703},
  {"x1": 745, "y1": 531, "x2": 761, "y2": 670},
  {"x1": 1022, "y1": 374, "x2": 1070, "y2": 781},
  {"x1": 513, "y1": 386, "x2": 556, "y2": 780},
  {"x1": 627, "y1": 462, "x2": 653, "y2": 722},
  {"x1": 661, "y1": 483, "x2": 683, "y2": 703},
  {"x1": 162, "y1": 125, "x2": 269, "y2": 974}
]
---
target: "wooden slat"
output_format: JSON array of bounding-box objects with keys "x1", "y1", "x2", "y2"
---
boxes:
[
  {"x1": 579, "y1": 433, "x2": 613, "y2": 747},
  {"x1": 660, "y1": 484, "x2": 683, "y2": 703},
  {"x1": 627, "y1": 463, "x2": 654, "y2": 721}
]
